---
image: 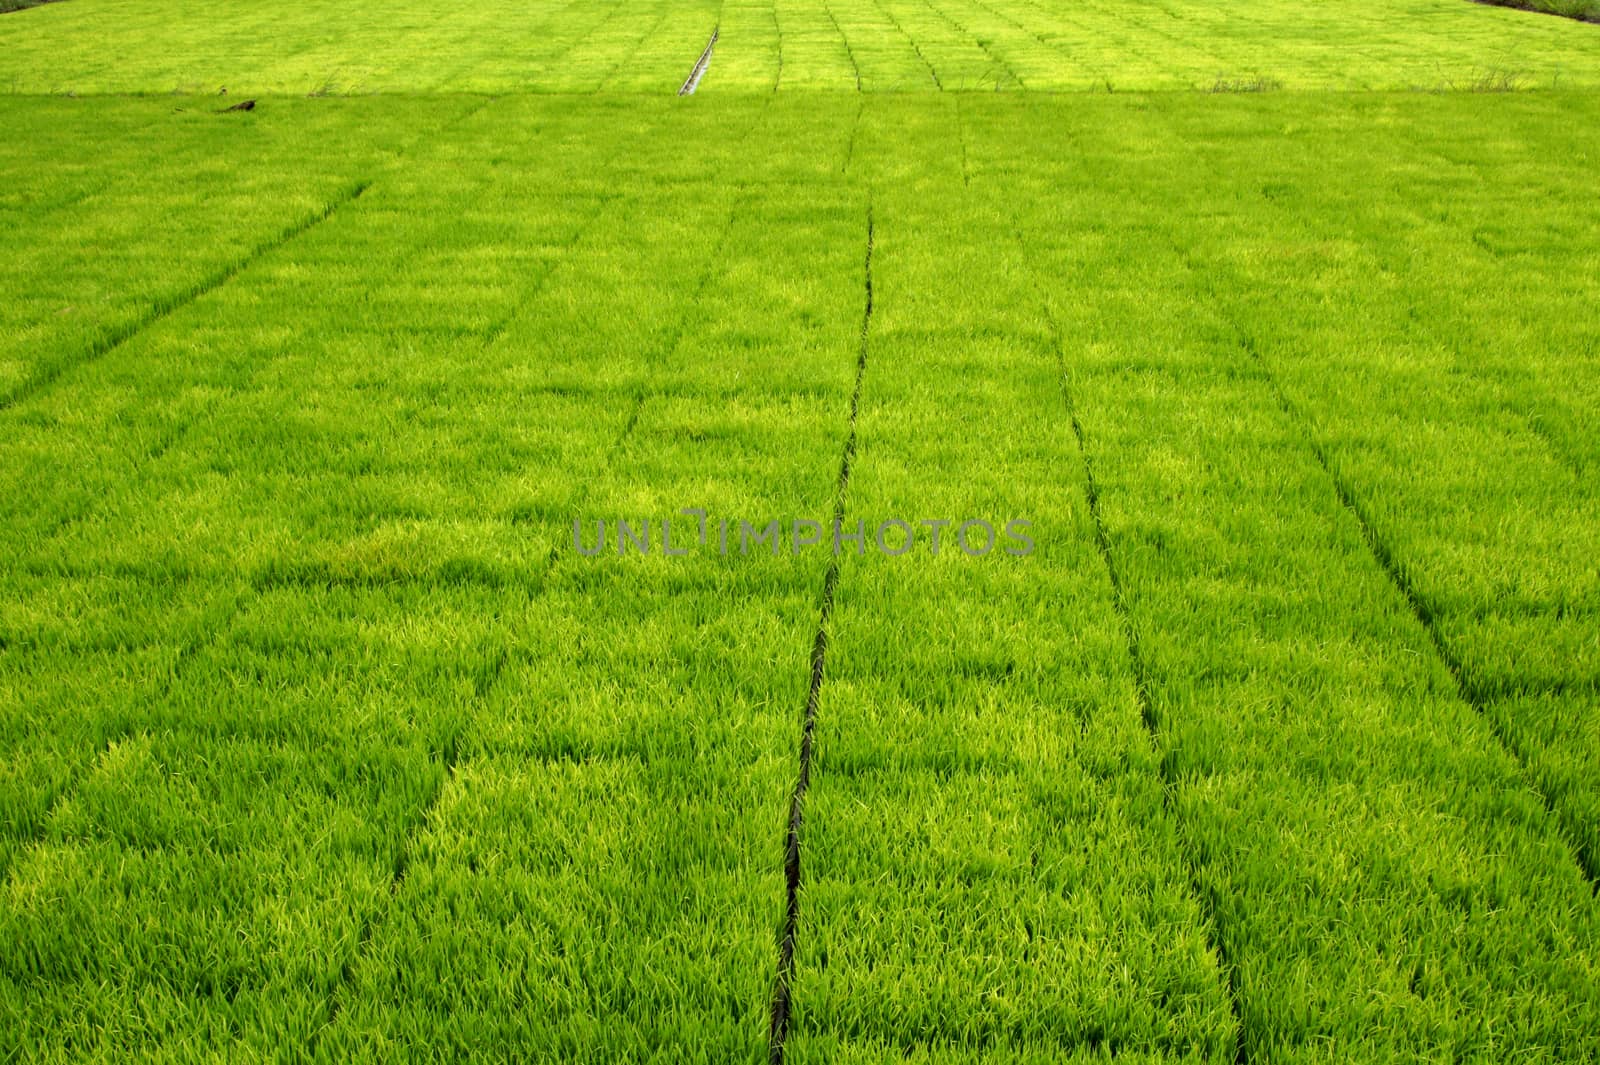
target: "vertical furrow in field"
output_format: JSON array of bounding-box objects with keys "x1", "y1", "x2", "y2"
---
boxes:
[
  {"x1": 772, "y1": 0, "x2": 785, "y2": 90},
  {"x1": 311, "y1": 182, "x2": 756, "y2": 1048},
  {"x1": 917, "y1": 0, "x2": 1025, "y2": 88},
  {"x1": 822, "y1": 1, "x2": 863, "y2": 91},
  {"x1": 865, "y1": 0, "x2": 943, "y2": 89},
  {"x1": 767, "y1": 204, "x2": 873, "y2": 1065},
  {"x1": 1237, "y1": 338, "x2": 1600, "y2": 894},
  {"x1": 841, "y1": 97, "x2": 864, "y2": 172},
  {"x1": 954, "y1": 94, "x2": 970, "y2": 186},
  {"x1": 1046, "y1": 310, "x2": 1251, "y2": 1063},
  {"x1": 979, "y1": 116, "x2": 1244, "y2": 1050}
]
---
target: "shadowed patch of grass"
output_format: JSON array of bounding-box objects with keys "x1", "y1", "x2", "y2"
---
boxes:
[{"x1": 1472, "y1": 0, "x2": 1600, "y2": 24}]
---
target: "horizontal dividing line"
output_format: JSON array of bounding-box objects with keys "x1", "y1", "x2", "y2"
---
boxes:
[
  {"x1": 818, "y1": 747, "x2": 1036, "y2": 780},
  {"x1": 253, "y1": 565, "x2": 535, "y2": 595},
  {"x1": 768, "y1": 203, "x2": 873, "y2": 1065},
  {"x1": 678, "y1": 26, "x2": 720, "y2": 95},
  {"x1": 5, "y1": 557, "x2": 539, "y2": 594},
  {"x1": 1237, "y1": 334, "x2": 1600, "y2": 896},
  {"x1": 1046, "y1": 312, "x2": 1250, "y2": 1065},
  {"x1": 822, "y1": 1029, "x2": 1201, "y2": 1060},
  {"x1": 0, "y1": 86, "x2": 1570, "y2": 100},
  {"x1": 0, "y1": 181, "x2": 369, "y2": 414}
]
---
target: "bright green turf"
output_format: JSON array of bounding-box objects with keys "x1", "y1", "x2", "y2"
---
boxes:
[
  {"x1": 4, "y1": 0, "x2": 1600, "y2": 1061},
  {"x1": 4, "y1": 90, "x2": 1600, "y2": 1061},
  {"x1": 2, "y1": 0, "x2": 1599, "y2": 91}
]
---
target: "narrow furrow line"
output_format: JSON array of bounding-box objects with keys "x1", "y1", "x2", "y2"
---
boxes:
[
  {"x1": 822, "y1": 1, "x2": 864, "y2": 91},
  {"x1": 0, "y1": 180, "x2": 368, "y2": 414},
  {"x1": 678, "y1": 27, "x2": 719, "y2": 95},
  {"x1": 540, "y1": 0, "x2": 634, "y2": 85},
  {"x1": 291, "y1": 714, "x2": 486, "y2": 1050},
  {"x1": 469, "y1": 99, "x2": 657, "y2": 352},
  {"x1": 0, "y1": 174, "x2": 115, "y2": 229},
  {"x1": 534, "y1": 189, "x2": 750, "y2": 587},
  {"x1": 772, "y1": 0, "x2": 785, "y2": 92},
  {"x1": 16, "y1": 97, "x2": 500, "y2": 557},
  {"x1": 474, "y1": 190, "x2": 624, "y2": 350},
  {"x1": 1237, "y1": 335, "x2": 1600, "y2": 895},
  {"x1": 768, "y1": 204, "x2": 874, "y2": 1065},
  {"x1": 1045, "y1": 312, "x2": 1251, "y2": 1064},
  {"x1": 0, "y1": 93, "x2": 503, "y2": 895},
  {"x1": 311, "y1": 188, "x2": 753, "y2": 1048},
  {"x1": 1510, "y1": 406, "x2": 1586, "y2": 479},
  {"x1": 841, "y1": 97, "x2": 865, "y2": 173},
  {"x1": 315, "y1": 646, "x2": 507, "y2": 1038},
  {"x1": 963, "y1": 0, "x2": 1071, "y2": 62},
  {"x1": 918, "y1": 0, "x2": 1026, "y2": 88},
  {"x1": 594, "y1": 4, "x2": 675, "y2": 92},
  {"x1": 866, "y1": 0, "x2": 943, "y2": 89}
]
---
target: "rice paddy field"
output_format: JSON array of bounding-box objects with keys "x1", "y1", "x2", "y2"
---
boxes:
[{"x1": 2, "y1": 0, "x2": 1598, "y2": 1061}]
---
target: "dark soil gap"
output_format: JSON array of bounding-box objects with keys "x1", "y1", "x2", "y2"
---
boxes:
[
  {"x1": 0, "y1": 181, "x2": 368, "y2": 413},
  {"x1": 823, "y1": 1, "x2": 864, "y2": 91},
  {"x1": 1239, "y1": 335, "x2": 1600, "y2": 895},
  {"x1": 767, "y1": 204, "x2": 874, "y2": 1065},
  {"x1": 1047, "y1": 310, "x2": 1251, "y2": 1064}
]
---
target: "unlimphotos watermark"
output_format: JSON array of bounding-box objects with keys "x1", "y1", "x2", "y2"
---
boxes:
[{"x1": 571, "y1": 509, "x2": 1034, "y2": 558}]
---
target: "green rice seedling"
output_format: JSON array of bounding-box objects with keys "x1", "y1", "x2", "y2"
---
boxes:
[
  {"x1": 4, "y1": 0, "x2": 1600, "y2": 93},
  {"x1": 785, "y1": 180, "x2": 1236, "y2": 1062},
  {"x1": 3, "y1": 14, "x2": 1600, "y2": 1061}
]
